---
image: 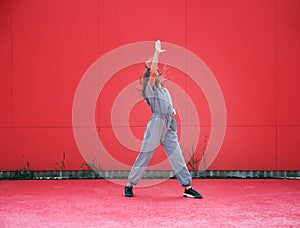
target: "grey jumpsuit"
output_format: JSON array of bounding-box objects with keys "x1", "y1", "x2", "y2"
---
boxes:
[{"x1": 128, "y1": 81, "x2": 192, "y2": 187}]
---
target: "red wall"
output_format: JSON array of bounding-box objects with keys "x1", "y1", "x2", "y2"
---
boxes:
[{"x1": 0, "y1": 0, "x2": 299, "y2": 171}]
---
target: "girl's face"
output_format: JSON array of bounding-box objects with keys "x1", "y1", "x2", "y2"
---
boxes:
[
  {"x1": 155, "y1": 71, "x2": 161, "y2": 88},
  {"x1": 155, "y1": 74, "x2": 162, "y2": 88}
]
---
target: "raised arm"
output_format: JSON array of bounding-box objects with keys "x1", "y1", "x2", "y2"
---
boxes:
[{"x1": 149, "y1": 40, "x2": 166, "y2": 87}]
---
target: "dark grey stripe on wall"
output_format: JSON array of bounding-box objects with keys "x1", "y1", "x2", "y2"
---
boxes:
[{"x1": 0, "y1": 170, "x2": 299, "y2": 180}]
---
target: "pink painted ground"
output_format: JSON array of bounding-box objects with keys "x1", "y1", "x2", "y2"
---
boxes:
[{"x1": 0, "y1": 179, "x2": 299, "y2": 227}]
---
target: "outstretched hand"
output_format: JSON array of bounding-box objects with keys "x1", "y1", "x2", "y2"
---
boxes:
[{"x1": 155, "y1": 40, "x2": 166, "y2": 53}]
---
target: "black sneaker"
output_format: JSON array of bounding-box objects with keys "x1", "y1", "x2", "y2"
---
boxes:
[
  {"x1": 124, "y1": 186, "x2": 134, "y2": 197},
  {"x1": 183, "y1": 188, "x2": 202, "y2": 199}
]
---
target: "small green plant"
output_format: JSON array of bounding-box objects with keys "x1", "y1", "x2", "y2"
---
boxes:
[
  {"x1": 80, "y1": 158, "x2": 99, "y2": 171},
  {"x1": 54, "y1": 151, "x2": 66, "y2": 170},
  {"x1": 186, "y1": 135, "x2": 208, "y2": 171},
  {"x1": 80, "y1": 162, "x2": 94, "y2": 170},
  {"x1": 202, "y1": 135, "x2": 208, "y2": 171},
  {"x1": 14, "y1": 155, "x2": 33, "y2": 179},
  {"x1": 186, "y1": 146, "x2": 201, "y2": 171}
]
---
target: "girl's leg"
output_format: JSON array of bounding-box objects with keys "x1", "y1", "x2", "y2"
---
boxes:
[
  {"x1": 128, "y1": 119, "x2": 162, "y2": 185},
  {"x1": 127, "y1": 148, "x2": 156, "y2": 185},
  {"x1": 162, "y1": 130, "x2": 192, "y2": 187}
]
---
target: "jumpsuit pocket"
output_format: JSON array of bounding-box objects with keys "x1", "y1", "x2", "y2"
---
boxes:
[{"x1": 170, "y1": 117, "x2": 178, "y2": 131}]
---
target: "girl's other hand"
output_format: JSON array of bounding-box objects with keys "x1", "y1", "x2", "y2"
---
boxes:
[
  {"x1": 155, "y1": 40, "x2": 166, "y2": 53},
  {"x1": 172, "y1": 108, "x2": 177, "y2": 116}
]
